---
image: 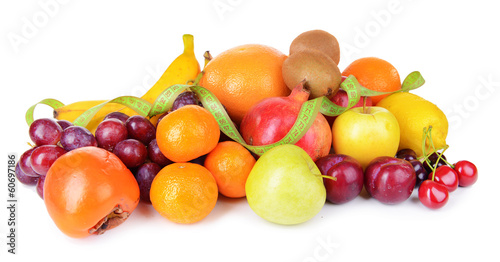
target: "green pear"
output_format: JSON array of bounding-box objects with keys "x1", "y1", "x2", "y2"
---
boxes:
[{"x1": 245, "y1": 144, "x2": 326, "y2": 225}]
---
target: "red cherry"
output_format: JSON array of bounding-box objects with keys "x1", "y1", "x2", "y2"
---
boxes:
[
  {"x1": 432, "y1": 166, "x2": 458, "y2": 192},
  {"x1": 418, "y1": 180, "x2": 449, "y2": 209},
  {"x1": 454, "y1": 160, "x2": 478, "y2": 187}
]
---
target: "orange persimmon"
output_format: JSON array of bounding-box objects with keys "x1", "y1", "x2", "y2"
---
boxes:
[{"x1": 44, "y1": 146, "x2": 140, "y2": 238}]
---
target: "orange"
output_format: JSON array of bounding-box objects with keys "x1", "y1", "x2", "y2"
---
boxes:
[
  {"x1": 150, "y1": 163, "x2": 218, "y2": 224},
  {"x1": 156, "y1": 105, "x2": 220, "y2": 163},
  {"x1": 204, "y1": 141, "x2": 256, "y2": 198},
  {"x1": 341, "y1": 57, "x2": 401, "y2": 104},
  {"x1": 199, "y1": 44, "x2": 290, "y2": 124},
  {"x1": 44, "y1": 147, "x2": 140, "y2": 238}
]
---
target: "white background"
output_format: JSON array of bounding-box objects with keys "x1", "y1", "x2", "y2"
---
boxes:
[{"x1": 1, "y1": 1, "x2": 499, "y2": 261}]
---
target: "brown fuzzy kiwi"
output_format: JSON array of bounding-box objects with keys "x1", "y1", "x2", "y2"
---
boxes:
[
  {"x1": 289, "y1": 29, "x2": 340, "y2": 65},
  {"x1": 282, "y1": 49, "x2": 342, "y2": 99}
]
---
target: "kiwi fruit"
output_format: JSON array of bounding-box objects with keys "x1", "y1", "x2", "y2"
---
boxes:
[
  {"x1": 289, "y1": 29, "x2": 340, "y2": 65},
  {"x1": 282, "y1": 49, "x2": 342, "y2": 99}
]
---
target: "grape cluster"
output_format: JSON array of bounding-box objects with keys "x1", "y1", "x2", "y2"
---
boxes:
[{"x1": 16, "y1": 91, "x2": 206, "y2": 203}]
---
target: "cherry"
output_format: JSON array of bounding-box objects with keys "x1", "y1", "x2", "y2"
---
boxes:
[
  {"x1": 409, "y1": 160, "x2": 428, "y2": 188},
  {"x1": 396, "y1": 149, "x2": 417, "y2": 162},
  {"x1": 454, "y1": 160, "x2": 478, "y2": 187},
  {"x1": 423, "y1": 152, "x2": 448, "y2": 174},
  {"x1": 432, "y1": 165, "x2": 458, "y2": 192},
  {"x1": 418, "y1": 180, "x2": 449, "y2": 209}
]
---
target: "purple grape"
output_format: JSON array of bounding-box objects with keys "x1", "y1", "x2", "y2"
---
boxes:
[
  {"x1": 409, "y1": 160, "x2": 428, "y2": 188},
  {"x1": 95, "y1": 119, "x2": 128, "y2": 151},
  {"x1": 125, "y1": 115, "x2": 156, "y2": 145},
  {"x1": 147, "y1": 139, "x2": 172, "y2": 167},
  {"x1": 104, "y1": 111, "x2": 130, "y2": 124},
  {"x1": 19, "y1": 148, "x2": 40, "y2": 177},
  {"x1": 171, "y1": 91, "x2": 202, "y2": 111},
  {"x1": 56, "y1": 120, "x2": 73, "y2": 130},
  {"x1": 134, "y1": 162, "x2": 161, "y2": 203},
  {"x1": 15, "y1": 162, "x2": 39, "y2": 186},
  {"x1": 36, "y1": 176, "x2": 45, "y2": 199},
  {"x1": 29, "y1": 118, "x2": 63, "y2": 146},
  {"x1": 29, "y1": 145, "x2": 67, "y2": 176},
  {"x1": 60, "y1": 126, "x2": 97, "y2": 151},
  {"x1": 396, "y1": 148, "x2": 417, "y2": 162},
  {"x1": 113, "y1": 139, "x2": 148, "y2": 168}
]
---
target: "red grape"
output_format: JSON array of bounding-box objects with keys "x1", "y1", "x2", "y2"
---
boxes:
[
  {"x1": 113, "y1": 139, "x2": 147, "y2": 168},
  {"x1": 56, "y1": 120, "x2": 73, "y2": 130},
  {"x1": 95, "y1": 119, "x2": 128, "y2": 151},
  {"x1": 15, "y1": 162, "x2": 39, "y2": 186},
  {"x1": 134, "y1": 162, "x2": 161, "y2": 203},
  {"x1": 36, "y1": 176, "x2": 45, "y2": 199},
  {"x1": 29, "y1": 118, "x2": 63, "y2": 146},
  {"x1": 60, "y1": 126, "x2": 97, "y2": 151},
  {"x1": 104, "y1": 111, "x2": 130, "y2": 123},
  {"x1": 19, "y1": 147, "x2": 40, "y2": 177},
  {"x1": 29, "y1": 145, "x2": 67, "y2": 176},
  {"x1": 125, "y1": 115, "x2": 156, "y2": 145},
  {"x1": 147, "y1": 139, "x2": 172, "y2": 167}
]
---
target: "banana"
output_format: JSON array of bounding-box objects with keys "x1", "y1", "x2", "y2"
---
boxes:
[{"x1": 54, "y1": 34, "x2": 200, "y2": 132}]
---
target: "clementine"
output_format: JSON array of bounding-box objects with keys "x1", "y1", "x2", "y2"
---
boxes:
[
  {"x1": 150, "y1": 163, "x2": 218, "y2": 224},
  {"x1": 156, "y1": 105, "x2": 220, "y2": 163},
  {"x1": 204, "y1": 141, "x2": 256, "y2": 198},
  {"x1": 199, "y1": 44, "x2": 290, "y2": 124},
  {"x1": 341, "y1": 57, "x2": 401, "y2": 104}
]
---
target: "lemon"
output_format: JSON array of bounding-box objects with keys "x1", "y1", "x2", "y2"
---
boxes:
[{"x1": 377, "y1": 92, "x2": 448, "y2": 157}]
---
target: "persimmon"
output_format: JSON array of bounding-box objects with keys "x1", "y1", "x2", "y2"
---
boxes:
[{"x1": 44, "y1": 146, "x2": 140, "y2": 238}]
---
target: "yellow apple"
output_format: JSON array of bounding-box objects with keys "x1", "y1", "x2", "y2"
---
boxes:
[{"x1": 332, "y1": 106, "x2": 400, "y2": 169}]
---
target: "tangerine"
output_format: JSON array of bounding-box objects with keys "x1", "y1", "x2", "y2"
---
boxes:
[
  {"x1": 199, "y1": 44, "x2": 290, "y2": 124},
  {"x1": 341, "y1": 57, "x2": 401, "y2": 104},
  {"x1": 150, "y1": 163, "x2": 218, "y2": 224},
  {"x1": 44, "y1": 147, "x2": 140, "y2": 238},
  {"x1": 156, "y1": 105, "x2": 220, "y2": 163},
  {"x1": 204, "y1": 141, "x2": 256, "y2": 198}
]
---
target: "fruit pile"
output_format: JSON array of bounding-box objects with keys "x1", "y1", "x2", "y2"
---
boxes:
[{"x1": 16, "y1": 31, "x2": 478, "y2": 238}]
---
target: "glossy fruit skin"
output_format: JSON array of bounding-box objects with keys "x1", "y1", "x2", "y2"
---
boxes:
[
  {"x1": 332, "y1": 107, "x2": 400, "y2": 169},
  {"x1": 15, "y1": 162, "x2": 38, "y2": 186},
  {"x1": 19, "y1": 147, "x2": 40, "y2": 177},
  {"x1": 134, "y1": 163, "x2": 161, "y2": 204},
  {"x1": 125, "y1": 115, "x2": 156, "y2": 145},
  {"x1": 113, "y1": 139, "x2": 148, "y2": 168},
  {"x1": 171, "y1": 91, "x2": 202, "y2": 111},
  {"x1": 364, "y1": 156, "x2": 416, "y2": 204},
  {"x1": 418, "y1": 180, "x2": 449, "y2": 209},
  {"x1": 29, "y1": 118, "x2": 63, "y2": 146},
  {"x1": 29, "y1": 145, "x2": 67, "y2": 176},
  {"x1": 245, "y1": 145, "x2": 326, "y2": 225},
  {"x1": 103, "y1": 111, "x2": 129, "y2": 124},
  {"x1": 454, "y1": 160, "x2": 478, "y2": 187},
  {"x1": 36, "y1": 176, "x2": 45, "y2": 199},
  {"x1": 315, "y1": 154, "x2": 364, "y2": 204},
  {"x1": 240, "y1": 82, "x2": 332, "y2": 162},
  {"x1": 60, "y1": 126, "x2": 97, "y2": 151},
  {"x1": 409, "y1": 160, "x2": 428, "y2": 187},
  {"x1": 44, "y1": 147, "x2": 140, "y2": 238},
  {"x1": 432, "y1": 166, "x2": 459, "y2": 192},
  {"x1": 396, "y1": 148, "x2": 417, "y2": 161},
  {"x1": 56, "y1": 120, "x2": 73, "y2": 130},
  {"x1": 147, "y1": 139, "x2": 172, "y2": 167},
  {"x1": 95, "y1": 119, "x2": 128, "y2": 151}
]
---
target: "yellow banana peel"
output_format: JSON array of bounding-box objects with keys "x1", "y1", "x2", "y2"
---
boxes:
[{"x1": 54, "y1": 34, "x2": 200, "y2": 133}]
